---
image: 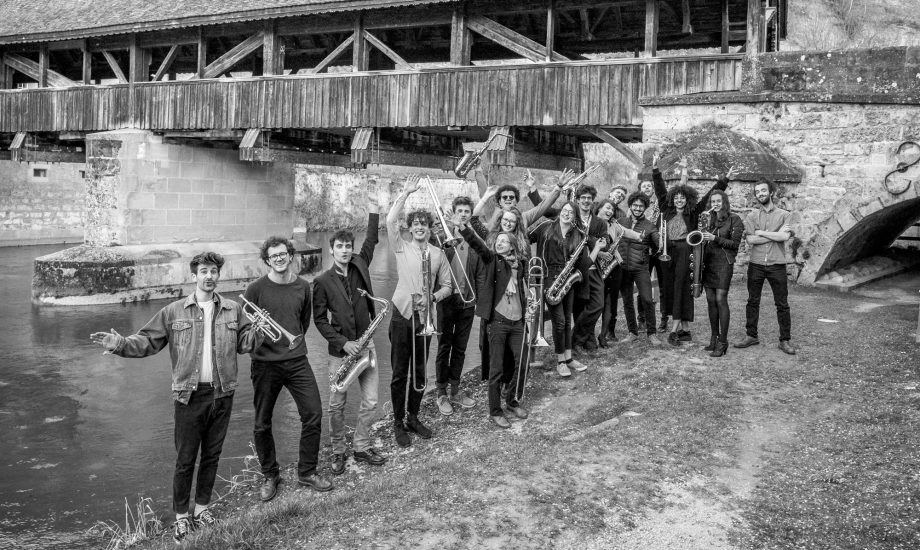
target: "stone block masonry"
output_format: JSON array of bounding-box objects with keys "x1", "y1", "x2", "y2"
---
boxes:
[
  {"x1": 0, "y1": 159, "x2": 85, "y2": 246},
  {"x1": 85, "y1": 129, "x2": 294, "y2": 246},
  {"x1": 642, "y1": 100, "x2": 920, "y2": 284}
]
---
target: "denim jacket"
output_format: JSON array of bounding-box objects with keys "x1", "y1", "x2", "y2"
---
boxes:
[{"x1": 112, "y1": 293, "x2": 264, "y2": 404}]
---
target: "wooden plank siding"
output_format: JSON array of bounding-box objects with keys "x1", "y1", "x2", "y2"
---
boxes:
[{"x1": 0, "y1": 55, "x2": 743, "y2": 133}]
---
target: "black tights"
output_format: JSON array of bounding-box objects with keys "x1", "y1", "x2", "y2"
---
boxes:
[{"x1": 705, "y1": 287, "x2": 730, "y2": 343}]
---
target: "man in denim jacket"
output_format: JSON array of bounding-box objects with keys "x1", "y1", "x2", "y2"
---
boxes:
[{"x1": 90, "y1": 251, "x2": 264, "y2": 543}]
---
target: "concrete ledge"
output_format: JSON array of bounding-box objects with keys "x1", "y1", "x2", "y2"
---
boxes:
[
  {"x1": 31, "y1": 240, "x2": 322, "y2": 306},
  {"x1": 640, "y1": 91, "x2": 920, "y2": 107}
]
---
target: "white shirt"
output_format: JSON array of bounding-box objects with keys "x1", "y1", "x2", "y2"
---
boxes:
[{"x1": 198, "y1": 300, "x2": 215, "y2": 383}]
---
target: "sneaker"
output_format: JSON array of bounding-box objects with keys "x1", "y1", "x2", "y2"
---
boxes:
[
  {"x1": 297, "y1": 473, "x2": 333, "y2": 492},
  {"x1": 490, "y1": 414, "x2": 511, "y2": 429},
  {"x1": 556, "y1": 362, "x2": 572, "y2": 377},
  {"x1": 259, "y1": 474, "x2": 282, "y2": 502},
  {"x1": 677, "y1": 330, "x2": 692, "y2": 342},
  {"x1": 637, "y1": 321, "x2": 646, "y2": 333},
  {"x1": 734, "y1": 335, "x2": 760, "y2": 349},
  {"x1": 618, "y1": 333, "x2": 638, "y2": 344},
  {"x1": 405, "y1": 415, "x2": 433, "y2": 439},
  {"x1": 506, "y1": 405, "x2": 529, "y2": 419},
  {"x1": 193, "y1": 508, "x2": 216, "y2": 528},
  {"x1": 648, "y1": 334, "x2": 663, "y2": 346},
  {"x1": 173, "y1": 517, "x2": 193, "y2": 544},
  {"x1": 353, "y1": 448, "x2": 387, "y2": 466},
  {"x1": 778, "y1": 340, "x2": 797, "y2": 355},
  {"x1": 530, "y1": 360, "x2": 544, "y2": 368},
  {"x1": 450, "y1": 391, "x2": 475, "y2": 409},
  {"x1": 394, "y1": 422, "x2": 411, "y2": 447},
  {"x1": 436, "y1": 395, "x2": 454, "y2": 416},
  {"x1": 330, "y1": 453, "x2": 346, "y2": 476},
  {"x1": 569, "y1": 359, "x2": 587, "y2": 372}
]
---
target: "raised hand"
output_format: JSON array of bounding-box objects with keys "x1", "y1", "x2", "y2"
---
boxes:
[
  {"x1": 403, "y1": 174, "x2": 421, "y2": 194},
  {"x1": 556, "y1": 168, "x2": 576, "y2": 189},
  {"x1": 523, "y1": 169, "x2": 536, "y2": 191},
  {"x1": 651, "y1": 151, "x2": 661, "y2": 169},
  {"x1": 90, "y1": 328, "x2": 122, "y2": 353},
  {"x1": 367, "y1": 179, "x2": 379, "y2": 214},
  {"x1": 677, "y1": 156, "x2": 689, "y2": 171},
  {"x1": 726, "y1": 166, "x2": 739, "y2": 180}
]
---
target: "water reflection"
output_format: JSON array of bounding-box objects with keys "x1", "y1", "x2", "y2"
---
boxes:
[{"x1": 0, "y1": 234, "x2": 480, "y2": 548}]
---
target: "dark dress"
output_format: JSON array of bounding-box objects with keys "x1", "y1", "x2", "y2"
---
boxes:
[{"x1": 702, "y1": 211, "x2": 744, "y2": 290}]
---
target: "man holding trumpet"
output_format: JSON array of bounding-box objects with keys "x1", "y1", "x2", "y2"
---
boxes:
[{"x1": 244, "y1": 236, "x2": 333, "y2": 502}]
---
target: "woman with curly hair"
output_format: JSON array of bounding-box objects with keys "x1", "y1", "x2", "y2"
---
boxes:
[
  {"x1": 700, "y1": 185, "x2": 743, "y2": 357},
  {"x1": 652, "y1": 157, "x2": 728, "y2": 346}
]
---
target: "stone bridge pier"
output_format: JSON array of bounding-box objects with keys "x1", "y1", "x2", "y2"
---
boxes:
[{"x1": 32, "y1": 129, "x2": 320, "y2": 305}]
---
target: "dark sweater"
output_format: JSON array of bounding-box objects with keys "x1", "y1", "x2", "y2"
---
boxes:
[{"x1": 243, "y1": 275, "x2": 312, "y2": 362}]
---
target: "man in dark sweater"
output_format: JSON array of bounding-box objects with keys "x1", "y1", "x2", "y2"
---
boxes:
[
  {"x1": 245, "y1": 236, "x2": 332, "y2": 502},
  {"x1": 313, "y1": 183, "x2": 387, "y2": 475}
]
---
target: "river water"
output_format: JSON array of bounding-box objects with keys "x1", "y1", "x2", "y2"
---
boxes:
[{"x1": 0, "y1": 233, "x2": 481, "y2": 549}]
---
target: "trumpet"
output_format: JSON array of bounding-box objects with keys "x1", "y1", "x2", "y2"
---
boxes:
[
  {"x1": 559, "y1": 164, "x2": 601, "y2": 193},
  {"x1": 658, "y1": 216, "x2": 671, "y2": 262},
  {"x1": 453, "y1": 133, "x2": 513, "y2": 178},
  {"x1": 424, "y1": 176, "x2": 477, "y2": 306},
  {"x1": 238, "y1": 294, "x2": 304, "y2": 350}
]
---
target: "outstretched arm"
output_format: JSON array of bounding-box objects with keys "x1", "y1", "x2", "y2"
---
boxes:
[
  {"x1": 386, "y1": 175, "x2": 421, "y2": 253},
  {"x1": 359, "y1": 180, "x2": 381, "y2": 264}
]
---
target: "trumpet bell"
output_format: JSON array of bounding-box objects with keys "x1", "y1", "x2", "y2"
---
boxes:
[{"x1": 659, "y1": 254, "x2": 672, "y2": 262}]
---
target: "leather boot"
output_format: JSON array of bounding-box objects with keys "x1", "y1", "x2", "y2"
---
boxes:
[
  {"x1": 710, "y1": 341, "x2": 728, "y2": 357},
  {"x1": 704, "y1": 335, "x2": 718, "y2": 352}
]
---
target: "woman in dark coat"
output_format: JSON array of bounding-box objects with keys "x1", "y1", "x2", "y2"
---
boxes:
[
  {"x1": 700, "y1": 188, "x2": 743, "y2": 357},
  {"x1": 653, "y1": 158, "x2": 730, "y2": 346}
]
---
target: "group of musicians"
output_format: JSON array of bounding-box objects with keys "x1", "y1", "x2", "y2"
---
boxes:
[{"x1": 89, "y1": 156, "x2": 797, "y2": 543}]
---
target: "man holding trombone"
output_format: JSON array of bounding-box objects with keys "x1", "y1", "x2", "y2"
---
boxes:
[
  {"x1": 243, "y1": 236, "x2": 333, "y2": 502},
  {"x1": 430, "y1": 192, "x2": 481, "y2": 417}
]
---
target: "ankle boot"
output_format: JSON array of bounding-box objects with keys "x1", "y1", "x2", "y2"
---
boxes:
[
  {"x1": 704, "y1": 335, "x2": 718, "y2": 352},
  {"x1": 710, "y1": 341, "x2": 728, "y2": 357}
]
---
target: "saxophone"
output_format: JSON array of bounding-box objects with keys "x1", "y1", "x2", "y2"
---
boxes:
[
  {"x1": 687, "y1": 205, "x2": 720, "y2": 299},
  {"x1": 329, "y1": 289, "x2": 391, "y2": 393},
  {"x1": 544, "y1": 226, "x2": 587, "y2": 306},
  {"x1": 598, "y1": 222, "x2": 626, "y2": 279}
]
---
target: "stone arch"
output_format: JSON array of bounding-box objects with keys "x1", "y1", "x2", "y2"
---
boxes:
[{"x1": 808, "y1": 185, "x2": 920, "y2": 282}]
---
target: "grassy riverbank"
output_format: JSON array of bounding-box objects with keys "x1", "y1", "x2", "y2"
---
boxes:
[{"x1": 139, "y1": 283, "x2": 918, "y2": 550}]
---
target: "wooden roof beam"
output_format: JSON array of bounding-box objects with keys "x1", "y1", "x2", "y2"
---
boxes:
[
  {"x1": 466, "y1": 14, "x2": 568, "y2": 63},
  {"x1": 152, "y1": 45, "x2": 179, "y2": 82},
  {"x1": 587, "y1": 128, "x2": 641, "y2": 170},
  {"x1": 307, "y1": 34, "x2": 354, "y2": 74},
  {"x1": 101, "y1": 50, "x2": 127, "y2": 83},
  {"x1": 363, "y1": 30, "x2": 412, "y2": 70},
  {"x1": 2, "y1": 52, "x2": 77, "y2": 87},
  {"x1": 202, "y1": 31, "x2": 263, "y2": 78}
]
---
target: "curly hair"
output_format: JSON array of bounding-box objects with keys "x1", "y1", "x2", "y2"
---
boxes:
[
  {"x1": 753, "y1": 179, "x2": 776, "y2": 195},
  {"x1": 665, "y1": 184, "x2": 699, "y2": 213},
  {"x1": 190, "y1": 251, "x2": 225, "y2": 273},
  {"x1": 493, "y1": 184, "x2": 520, "y2": 204},
  {"x1": 575, "y1": 184, "x2": 597, "y2": 200},
  {"x1": 626, "y1": 191, "x2": 649, "y2": 209},
  {"x1": 259, "y1": 236, "x2": 296, "y2": 265},
  {"x1": 405, "y1": 209, "x2": 434, "y2": 227}
]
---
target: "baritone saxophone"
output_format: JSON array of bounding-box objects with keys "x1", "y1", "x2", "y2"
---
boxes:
[{"x1": 329, "y1": 289, "x2": 391, "y2": 393}]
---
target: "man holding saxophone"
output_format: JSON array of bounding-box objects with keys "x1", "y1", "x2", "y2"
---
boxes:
[
  {"x1": 244, "y1": 236, "x2": 332, "y2": 502},
  {"x1": 386, "y1": 175, "x2": 453, "y2": 447},
  {"x1": 313, "y1": 181, "x2": 388, "y2": 475}
]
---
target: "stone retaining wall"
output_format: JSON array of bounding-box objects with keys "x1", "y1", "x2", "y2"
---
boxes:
[
  {"x1": 642, "y1": 100, "x2": 920, "y2": 284},
  {"x1": 0, "y1": 159, "x2": 85, "y2": 246}
]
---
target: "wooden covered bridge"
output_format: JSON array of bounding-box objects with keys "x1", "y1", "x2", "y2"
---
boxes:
[{"x1": 0, "y1": 0, "x2": 785, "y2": 170}]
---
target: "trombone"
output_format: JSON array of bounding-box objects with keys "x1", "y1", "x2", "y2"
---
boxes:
[
  {"x1": 516, "y1": 257, "x2": 549, "y2": 403},
  {"x1": 424, "y1": 176, "x2": 477, "y2": 306},
  {"x1": 238, "y1": 294, "x2": 304, "y2": 350}
]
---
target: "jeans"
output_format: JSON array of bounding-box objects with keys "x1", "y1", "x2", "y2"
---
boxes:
[
  {"x1": 173, "y1": 385, "x2": 233, "y2": 514},
  {"x1": 328, "y1": 344, "x2": 379, "y2": 454},
  {"x1": 251, "y1": 356, "x2": 323, "y2": 478},
  {"x1": 389, "y1": 310, "x2": 431, "y2": 423},
  {"x1": 573, "y1": 268, "x2": 604, "y2": 347},
  {"x1": 547, "y1": 287, "x2": 575, "y2": 355},
  {"x1": 435, "y1": 295, "x2": 475, "y2": 393},
  {"x1": 488, "y1": 314, "x2": 524, "y2": 416},
  {"x1": 745, "y1": 263, "x2": 792, "y2": 341},
  {"x1": 620, "y1": 266, "x2": 656, "y2": 335}
]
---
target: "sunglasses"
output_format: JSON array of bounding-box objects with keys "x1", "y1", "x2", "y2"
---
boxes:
[{"x1": 500, "y1": 195, "x2": 517, "y2": 201}]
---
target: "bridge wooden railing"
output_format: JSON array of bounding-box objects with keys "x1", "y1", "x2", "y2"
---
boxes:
[{"x1": 0, "y1": 54, "x2": 743, "y2": 133}]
